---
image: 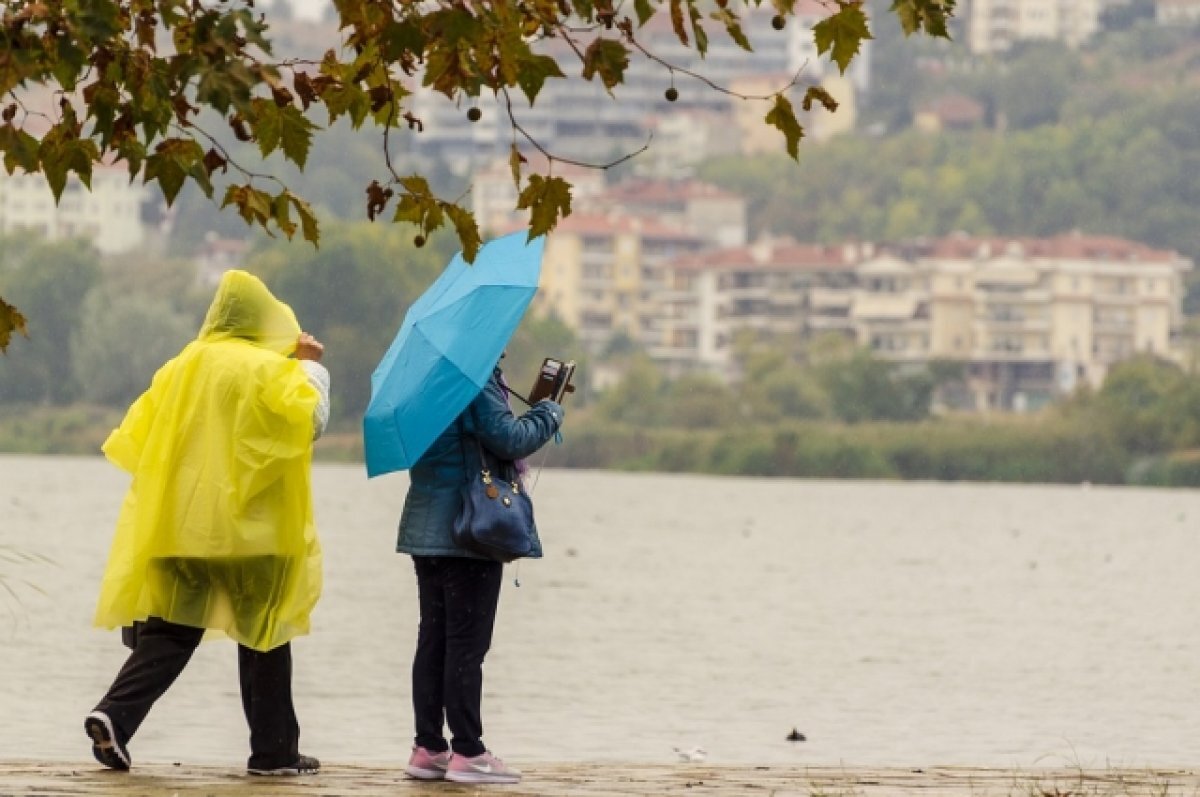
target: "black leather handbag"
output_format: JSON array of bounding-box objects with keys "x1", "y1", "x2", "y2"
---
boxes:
[{"x1": 452, "y1": 426, "x2": 535, "y2": 563}]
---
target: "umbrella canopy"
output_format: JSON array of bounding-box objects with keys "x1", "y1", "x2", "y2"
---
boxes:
[{"x1": 363, "y1": 231, "x2": 545, "y2": 478}]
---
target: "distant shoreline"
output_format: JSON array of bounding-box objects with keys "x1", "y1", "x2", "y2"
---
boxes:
[{"x1": 5, "y1": 405, "x2": 1200, "y2": 488}]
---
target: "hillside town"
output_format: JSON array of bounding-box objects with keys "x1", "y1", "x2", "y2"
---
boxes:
[{"x1": 1, "y1": 0, "x2": 1198, "y2": 417}]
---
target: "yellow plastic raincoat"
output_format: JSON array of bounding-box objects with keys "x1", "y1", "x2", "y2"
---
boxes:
[{"x1": 94, "y1": 270, "x2": 322, "y2": 652}]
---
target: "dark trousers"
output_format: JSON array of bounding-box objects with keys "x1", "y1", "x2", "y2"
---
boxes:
[
  {"x1": 411, "y1": 556, "x2": 504, "y2": 758},
  {"x1": 94, "y1": 616, "x2": 300, "y2": 770}
]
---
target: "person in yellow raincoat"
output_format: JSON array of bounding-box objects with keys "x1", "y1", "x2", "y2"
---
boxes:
[{"x1": 84, "y1": 270, "x2": 330, "y2": 777}]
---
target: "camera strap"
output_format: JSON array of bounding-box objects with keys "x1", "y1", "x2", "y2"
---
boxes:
[{"x1": 498, "y1": 372, "x2": 532, "y2": 407}]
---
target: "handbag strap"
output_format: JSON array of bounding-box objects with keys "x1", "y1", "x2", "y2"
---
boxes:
[
  {"x1": 455, "y1": 416, "x2": 489, "y2": 478},
  {"x1": 456, "y1": 414, "x2": 519, "y2": 488}
]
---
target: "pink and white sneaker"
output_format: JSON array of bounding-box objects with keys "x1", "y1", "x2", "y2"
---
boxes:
[
  {"x1": 405, "y1": 746, "x2": 451, "y2": 780},
  {"x1": 444, "y1": 751, "x2": 522, "y2": 784}
]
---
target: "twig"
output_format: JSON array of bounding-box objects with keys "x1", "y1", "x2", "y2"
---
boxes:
[
  {"x1": 500, "y1": 87, "x2": 651, "y2": 171},
  {"x1": 627, "y1": 34, "x2": 811, "y2": 101},
  {"x1": 182, "y1": 121, "x2": 287, "y2": 189}
]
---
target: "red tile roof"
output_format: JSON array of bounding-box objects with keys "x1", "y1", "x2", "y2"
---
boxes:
[
  {"x1": 599, "y1": 178, "x2": 742, "y2": 204},
  {"x1": 527, "y1": 211, "x2": 702, "y2": 241},
  {"x1": 667, "y1": 238, "x2": 863, "y2": 272},
  {"x1": 921, "y1": 233, "x2": 1182, "y2": 264}
]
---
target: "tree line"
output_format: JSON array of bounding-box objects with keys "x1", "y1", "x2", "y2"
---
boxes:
[{"x1": 9, "y1": 226, "x2": 1200, "y2": 487}]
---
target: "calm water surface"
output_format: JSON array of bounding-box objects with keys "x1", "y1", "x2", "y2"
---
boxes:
[{"x1": 1, "y1": 455, "x2": 1196, "y2": 768}]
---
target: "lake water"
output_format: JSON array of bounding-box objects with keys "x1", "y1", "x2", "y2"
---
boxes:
[{"x1": 1, "y1": 455, "x2": 1197, "y2": 770}]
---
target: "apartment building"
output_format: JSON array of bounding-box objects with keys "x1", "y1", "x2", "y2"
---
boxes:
[
  {"x1": 476, "y1": 169, "x2": 747, "y2": 248},
  {"x1": 650, "y1": 238, "x2": 863, "y2": 376},
  {"x1": 592, "y1": 179, "x2": 749, "y2": 248},
  {"x1": 0, "y1": 167, "x2": 149, "y2": 254},
  {"x1": 1156, "y1": 0, "x2": 1200, "y2": 22},
  {"x1": 534, "y1": 212, "x2": 706, "y2": 353},
  {"x1": 650, "y1": 233, "x2": 1191, "y2": 410},
  {"x1": 919, "y1": 234, "x2": 1190, "y2": 409},
  {"x1": 470, "y1": 157, "x2": 609, "y2": 235},
  {"x1": 967, "y1": 0, "x2": 1102, "y2": 54}
]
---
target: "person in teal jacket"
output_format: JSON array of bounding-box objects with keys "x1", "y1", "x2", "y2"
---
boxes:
[{"x1": 397, "y1": 365, "x2": 562, "y2": 785}]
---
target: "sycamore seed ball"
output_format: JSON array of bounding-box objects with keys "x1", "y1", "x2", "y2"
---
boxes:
[
  {"x1": 665, "y1": 86, "x2": 679, "y2": 102},
  {"x1": 467, "y1": 107, "x2": 482, "y2": 122},
  {"x1": 414, "y1": 235, "x2": 426, "y2": 248},
  {"x1": 772, "y1": 14, "x2": 786, "y2": 30}
]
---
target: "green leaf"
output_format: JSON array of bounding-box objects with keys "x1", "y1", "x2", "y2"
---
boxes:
[
  {"x1": 508, "y1": 143, "x2": 524, "y2": 187},
  {"x1": 272, "y1": 191, "x2": 297, "y2": 239},
  {"x1": 287, "y1": 191, "x2": 320, "y2": 245},
  {"x1": 186, "y1": 158, "x2": 214, "y2": 199},
  {"x1": 278, "y1": 105, "x2": 317, "y2": 168},
  {"x1": 393, "y1": 194, "x2": 424, "y2": 225},
  {"x1": 399, "y1": 175, "x2": 433, "y2": 197},
  {"x1": 222, "y1": 184, "x2": 275, "y2": 228},
  {"x1": 812, "y1": 1, "x2": 873, "y2": 74},
  {"x1": 687, "y1": 0, "x2": 709, "y2": 56},
  {"x1": 634, "y1": 0, "x2": 655, "y2": 26},
  {"x1": 321, "y1": 82, "x2": 371, "y2": 128},
  {"x1": 516, "y1": 53, "x2": 566, "y2": 106},
  {"x1": 581, "y1": 39, "x2": 630, "y2": 93},
  {"x1": 250, "y1": 97, "x2": 281, "y2": 158},
  {"x1": 39, "y1": 134, "x2": 99, "y2": 203},
  {"x1": 765, "y1": 93, "x2": 804, "y2": 159},
  {"x1": 446, "y1": 204, "x2": 482, "y2": 263},
  {"x1": 712, "y1": 9, "x2": 752, "y2": 52},
  {"x1": 392, "y1": 176, "x2": 444, "y2": 236},
  {"x1": 517, "y1": 174, "x2": 572, "y2": 240},
  {"x1": 114, "y1": 136, "x2": 147, "y2": 182},
  {"x1": 0, "y1": 124, "x2": 40, "y2": 175},
  {"x1": 0, "y1": 296, "x2": 29, "y2": 353},
  {"x1": 144, "y1": 138, "x2": 205, "y2": 206},
  {"x1": 890, "y1": 0, "x2": 955, "y2": 37}
]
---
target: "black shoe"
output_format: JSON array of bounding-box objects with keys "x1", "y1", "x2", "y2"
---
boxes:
[
  {"x1": 248, "y1": 754, "x2": 320, "y2": 776},
  {"x1": 84, "y1": 711, "x2": 131, "y2": 771}
]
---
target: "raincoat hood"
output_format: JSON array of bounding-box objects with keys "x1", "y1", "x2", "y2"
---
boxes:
[{"x1": 199, "y1": 270, "x2": 301, "y2": 356}]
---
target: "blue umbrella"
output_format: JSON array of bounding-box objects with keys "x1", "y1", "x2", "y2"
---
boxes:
[{"x1": 363, "y1": 231, "x2": 545, "y2": 478}]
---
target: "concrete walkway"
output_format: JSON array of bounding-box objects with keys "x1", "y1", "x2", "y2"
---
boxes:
[{"x1": 2, "y1": 762, "x2": 1197, "y2": 796}]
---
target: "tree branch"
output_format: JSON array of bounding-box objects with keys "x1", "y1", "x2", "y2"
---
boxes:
[
  {"x1": 182, "y1": 122, "x2": 287, "y2": 188},
  {"x1": 500, "y1": 87, "x2": 651, "y2": 172}
]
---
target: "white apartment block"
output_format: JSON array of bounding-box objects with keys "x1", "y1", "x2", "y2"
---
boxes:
[
  {"x1": 0, "y1": 167, "x2": 149, "y2": 254},
  {"x1": 1156, "y1": 0, "x2": 1200, "y2": 22},
  {"x1": 967, "y1": 0, "x2": 1102, "y2": 54},
  {"x1": 651, "y1": 238, "x2": 863, "y2": 375},
  {"x1": 652, "y1": 233, "x2": 1191, "y2": 411}
]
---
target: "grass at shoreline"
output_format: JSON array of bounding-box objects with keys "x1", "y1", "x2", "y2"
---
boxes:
[{"x1": 4, "y1": 405, "x2": 1199, "y2": 488}]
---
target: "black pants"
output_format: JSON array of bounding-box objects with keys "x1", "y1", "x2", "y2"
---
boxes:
[
  {"x1": 94, "y1": 616, "x2": 300, "y2": 770},
  {"x1": 411, "y1": 556, "x2": 504, "y2": 757}
]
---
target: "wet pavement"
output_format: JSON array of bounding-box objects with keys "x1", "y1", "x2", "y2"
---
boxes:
[{"x1": 1, "y1": 762, "x2": 1197, "y2": 796}]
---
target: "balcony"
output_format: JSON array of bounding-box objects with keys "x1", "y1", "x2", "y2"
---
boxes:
[{"x1": 1093, "y1": 318, "x2": 1134, "y2": 333}]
